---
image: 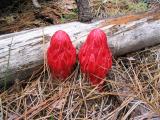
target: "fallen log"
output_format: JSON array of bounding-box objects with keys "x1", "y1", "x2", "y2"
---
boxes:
[{"x1": 0, "y1": 11, "x2": 160, "y2": 87}]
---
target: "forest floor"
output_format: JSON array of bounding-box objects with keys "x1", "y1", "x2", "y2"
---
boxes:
[
  {"x1": 0, "y1": 0, "x2": 160, "y2": 120},
  {"x1": 0, "y1": 0, "x2": 159, "y2": 35}
]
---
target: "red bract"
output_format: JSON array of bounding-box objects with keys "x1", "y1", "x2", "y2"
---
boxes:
[
  {"x1": 47, "y1": 30, "x2": 76, "y2": 80},
  {"x1": 78, "y1": 28, "x2": 112, "y2": 88}
]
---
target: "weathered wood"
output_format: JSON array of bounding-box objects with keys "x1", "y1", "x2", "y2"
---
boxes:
[{"x1": 0, "y1": 11, "x2": 160, "y2": 87}]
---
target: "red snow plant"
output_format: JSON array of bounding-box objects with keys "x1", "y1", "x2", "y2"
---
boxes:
[
  {"x1": 47, "y1": 30, "x2": 76, "y2": 80},
  {"x1": 78, "y1": 28, "x2": 112, "y2": 89}
]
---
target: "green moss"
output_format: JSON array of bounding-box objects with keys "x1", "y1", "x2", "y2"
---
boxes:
[
  {"x1": 63, "y1": 12, "x2": 77, "y2": 20},
  {"x1": 50, "y1": 114, "x2": 54, "y2": 120},
  {"x1": 60, "y1": 12, "x2": 77, "y2": 23}
]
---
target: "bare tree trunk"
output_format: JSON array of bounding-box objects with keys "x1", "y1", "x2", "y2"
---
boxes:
[{"x1": 75, "y1": 0, "x2": 93, "y2": 22}]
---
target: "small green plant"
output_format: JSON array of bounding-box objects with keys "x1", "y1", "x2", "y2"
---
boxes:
[
  {"x1": 71, "y1": 8, "x2": 78, "y2": 13},
  {"x1": 60, "y1": 15, "x2": 65, "y2": 23},
  {"x1": 60, "y1": 12, "x2": 77, "y2": 23},
  {"x1": 128, "y1": 1, "x2": 148, "y2": 12},
  {"x1": 63, "y1": 12, "x2": 77, "y2": 20},
  {"x1": 50, "y1": 113, "x2": 54, "y2": 120}
]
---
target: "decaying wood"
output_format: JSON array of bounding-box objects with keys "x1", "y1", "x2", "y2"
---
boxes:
[{"x1": 0, "y1": 11, "x2": 160, "y2": 87}]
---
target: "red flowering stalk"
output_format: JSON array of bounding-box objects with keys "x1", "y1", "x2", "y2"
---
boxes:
[
  {"x1": 78, "y1": 28, "x2": 112, "y2": 90},
  {"x1": 47, "y1": 30, "x2": 76, "y2": 80}
]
